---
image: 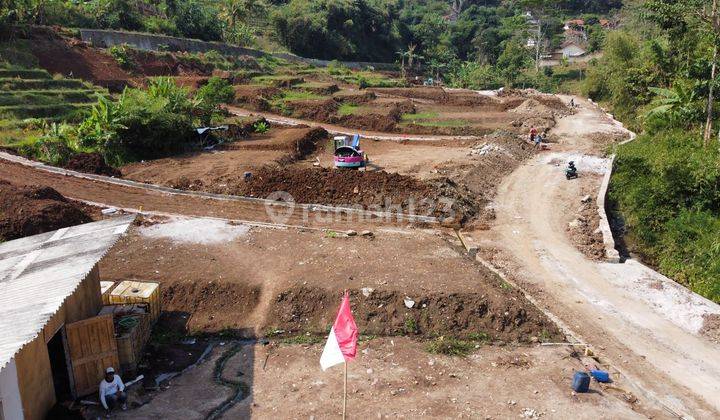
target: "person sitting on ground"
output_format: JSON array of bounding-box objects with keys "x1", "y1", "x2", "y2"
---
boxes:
[
  {"x1": 99, "y1": 367, "x2": 127, "y2": 413},
  {"x1": 570, "y1": 98, "x2": 575, "y2": 108},
  {"x1": 534, "y1": 133, "x2": 543, "y2": 148}
]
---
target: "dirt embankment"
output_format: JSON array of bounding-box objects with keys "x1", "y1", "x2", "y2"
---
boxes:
[
  {"x1": 27, "y1": 28, "x2": 133, "y2": 91},
  {"x1": 268, "y1": 286, "x2": 563, "y2": 343},
  {"x1": 212, "y1": 167, "x2": 477, "y2": 222},
  {"x1": 288, "y1": 99, "x2": 415, "y2": 133},
  {"x1": 161, "y1": 280, "x2": 262, "y2": 334},
  {"x1": 0, "y1": 181, "x2": 93, "y2": 240},
  {"x1": 65, "y1": 152, "x2": 122, "y2": 177}
]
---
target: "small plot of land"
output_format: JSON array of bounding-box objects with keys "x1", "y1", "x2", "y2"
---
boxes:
[
  {"x1": 234, "y1": 83, "x2": 570, "y2": 137},
  {"x1": 100, "y1": 219, "x2": 560, "y2": 342},
  {"x1": 121, "y1": 127, "x2": 325, "y2": 188},
  {"x1": 105, "y1": 339, "x2": 651, "y2": 420}
]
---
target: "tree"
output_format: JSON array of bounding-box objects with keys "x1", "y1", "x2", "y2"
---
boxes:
[
  {"x1": 521, "y1": 0, "x2": 554, "y2": 72},
  {"x1": 702, "y1": 0, "x2": 719, "y2": 145}
]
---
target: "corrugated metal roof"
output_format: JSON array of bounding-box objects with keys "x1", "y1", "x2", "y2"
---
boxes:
[{"x1": 0, "y1": 215, "x2": 134, "y2": 371}]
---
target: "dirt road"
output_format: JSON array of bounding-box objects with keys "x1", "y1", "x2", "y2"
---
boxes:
[{"x1": 466, "y1": 97, "x2": 720, "y2": 418}]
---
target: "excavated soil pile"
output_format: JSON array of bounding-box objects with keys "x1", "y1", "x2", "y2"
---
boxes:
[
  {"x1": 65, "y1": 152, "x2": 122, "y2": 177},
  {"x1": 289, "y1": 99, "x2": 339, "y2": 122},
  {"x1": 233, "y1": 85, "x2": 281, "y2": 112},
  {"x1": 27, "y1": 28, "x2": 133, "y2": 91},
  {"x1": 268, "y1": 286, "x2": 564, "y2": 343},
  {"x1": 161, "y1": 280, "x2": 262, "y2": 333},
  {"x1": 0, "y1": 181, "x2": 92, "y2": 240},
  {"x1": 567, "y1": 196, "x2": 606, "y2": 260},
  {"x1": 217, "y1": 167, "x2": 477, "y2": 221}
]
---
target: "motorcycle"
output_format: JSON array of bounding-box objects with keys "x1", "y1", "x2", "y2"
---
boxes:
[{"x1": 565, "y1": 161, "x2": 578, "y2": 180}]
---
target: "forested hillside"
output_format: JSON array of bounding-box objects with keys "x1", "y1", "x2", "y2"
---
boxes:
[
  {"x1": 2, "y1": 1, "x2": 620, "y2": 87},
  {"x1": 584, "y1": 1, "x2": 720, "y2": 302}
]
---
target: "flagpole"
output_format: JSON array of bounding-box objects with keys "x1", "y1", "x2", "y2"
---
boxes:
[{"x1": 343, "y1": 361, "x2": 348, "y2": 420}]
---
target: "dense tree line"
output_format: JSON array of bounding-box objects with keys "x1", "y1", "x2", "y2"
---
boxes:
[{"x1": 586, "y1": 0, "x2": 720, "y2": 302}]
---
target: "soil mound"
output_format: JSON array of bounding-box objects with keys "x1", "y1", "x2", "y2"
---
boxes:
[
  {"x1": 268, "y1": 286, "x2": 563, "y2": 343},
  {"x1": 224, "y1": 127, "x2": 327, "y2": 164},
  {"x1": 220, "y1": 167, "x2": 477, "y2": 221},
  {"x1": 444, "y1": 93, "x2": 498, "y2": 107},
  {"x1": 289, "y1": 99, "x2": 339, "y2": 121},
  {"x1": 0, "y1": 181, "x2": 92, "y2": 240},
  {"x1": 337, "y1": 113, "x2": 398, "y2": 132},
  {"x1": 510, "y1": 96, "x2": 569, "y2": 118},
  {"x1": 65, "y1": 152, "x2": 122, "y2": 177}
]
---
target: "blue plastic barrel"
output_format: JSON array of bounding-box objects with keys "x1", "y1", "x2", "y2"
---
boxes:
[{"x1": 572, "y1": 371, "x2": 590, "y2": 393}]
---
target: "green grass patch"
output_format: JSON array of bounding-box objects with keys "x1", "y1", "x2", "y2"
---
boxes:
[
  {"x1": 401, "y1": 112, "x2": 439, "y2": 121},
  {"x1": 0, "y1": 69, "x2": 52, "y2": 79},
  {"x1": 281, "y1": 91, "x2": 328, "y2": 101},
  {"x1": 0, "y1": 103, "x2": 92, "y2": 120},
  {"x1": 0, "y1": 41, "x2": 39, "y2": 68},
  {"x1": 0, "y1": 89, "x2": 101, "y2": 107},
  {"x1": 425, "y1": 336, "x2": 477, "y2": 356},
  {"x1": 0, "y1": 78, "x2": 88, "y2": 91},
  {"x1": 401, "y1": 118, "x2": 471, "y2": 128},
  {"x1": 338, "y1": 103, "x2": 359, "y2": 116}
]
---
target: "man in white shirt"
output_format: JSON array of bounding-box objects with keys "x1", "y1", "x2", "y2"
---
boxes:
[{"x1": 99, "y1": 367, "x2": 127, "y2": 413}]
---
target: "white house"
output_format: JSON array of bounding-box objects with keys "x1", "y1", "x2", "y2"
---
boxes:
[{"x1": 561, "y1": 42, "x2": 587, "y2": 58}]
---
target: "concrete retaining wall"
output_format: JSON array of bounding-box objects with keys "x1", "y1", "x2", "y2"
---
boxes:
[
  {"x1": 78, "y1": 29, "x2": 397, "y2": 71},
  {"x1": 588, "y1": 98, "x2": 637, "y2": 263}
]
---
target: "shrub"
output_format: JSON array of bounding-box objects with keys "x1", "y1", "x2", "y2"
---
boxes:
[
  {"x1": 108, "y1": 44, "x2": 136, "y2": 70},
  {"x1": 253, "y1": 121, "x2": 269, "y2": 133},
  {"x1": 610, "y1": 129, "x2": 720, "y2": 302},
  {"x1": 77, "y1": 78, "x2": 198, "y2": 165},
  {"x1": 425, "y1": 336, "x2": 476, "y2": 356},
  {"x1": 174, "y1": 0, "x2": 222, "y2": 41}
]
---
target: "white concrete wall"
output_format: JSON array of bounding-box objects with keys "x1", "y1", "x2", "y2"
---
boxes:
[{"x1": 0, "y1": 359, "x2": 24, "y2": 420}]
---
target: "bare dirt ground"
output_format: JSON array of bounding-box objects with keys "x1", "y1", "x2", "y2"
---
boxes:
[
  {"x1": 121, "y1": 127, "x2": 324, "y2": 188},
  {"x1": 464, "y1": 97, "x2": 720, "y2": 417},
  {"x1": 230, "y1": 86, "x2": 567, "y2": 138},
  {"x1": 101, "y1": 339, "x2": 655, "y2": 420},
  {"x1": 100, "y1": 219, "x2": 559, "y2": 342}
]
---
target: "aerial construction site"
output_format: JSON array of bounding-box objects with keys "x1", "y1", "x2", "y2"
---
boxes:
[{"x1": 0, "y1": 23, "x2": 718, "y2": 420}]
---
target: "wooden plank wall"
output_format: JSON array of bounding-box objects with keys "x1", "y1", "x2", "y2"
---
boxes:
[
  {"x1": 15, "y1": 264, "x2": 106, "y2": 418},
  {"x1": 65, "y1": 314, "x2": 119, "y2": 397}
]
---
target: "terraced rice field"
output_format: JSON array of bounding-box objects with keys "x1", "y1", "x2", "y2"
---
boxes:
[{"x1": 0, "y1": 67, "x2": 105, "y2": 123}]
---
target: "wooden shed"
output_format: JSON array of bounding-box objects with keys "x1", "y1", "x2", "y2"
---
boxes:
[{"x1": 0, "y1": 216, "x2": 134, "y2": 420}]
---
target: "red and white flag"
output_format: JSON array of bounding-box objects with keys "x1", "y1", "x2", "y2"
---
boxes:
[{"x1": 320, "y1": 292, "x2": 358, "y2": 371}]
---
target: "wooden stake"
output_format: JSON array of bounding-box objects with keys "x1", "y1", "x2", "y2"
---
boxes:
[{"x1": 343, "y1": 362, "x2": 348, "y2": 420}]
